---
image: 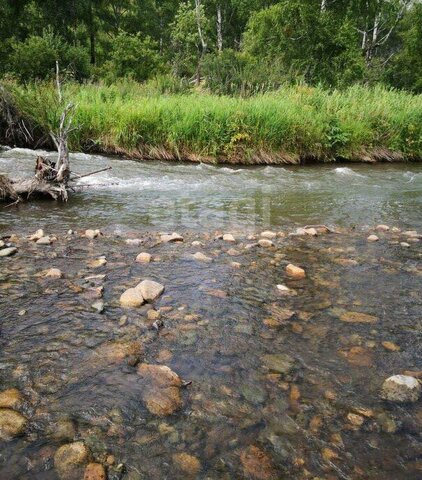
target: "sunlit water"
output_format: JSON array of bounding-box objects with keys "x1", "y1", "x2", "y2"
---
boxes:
[
  {"x1": 0, "y1": 148, "x2": 421, "y2": 480},
  {"x1": 0, "y1": 148, "x2": 421, "y2": 233}
]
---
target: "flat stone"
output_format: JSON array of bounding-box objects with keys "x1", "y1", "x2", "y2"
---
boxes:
[
  {"x1": 0, "y1": 408, "x2": 27, "y2": 440},
  {"x1": 261, "y1": 353, "x2": 295, "y2": 375},
  {"x1": 161, "y1": 232, "x2": 183, "y2": 243},
  {"x1": 136, "y1": 280, "x2": 165, "y2": 302},
  {"x1": 285, "y1": 264, "x2": 306, "y2": 279},
  {"x1": 0, "y1": 389, "x2": 23, "y2": 409},
  {"x1": 192, "y1": 252, "x2": 212, "y2": 263},
  {"x1": 340, "y1": 311, "x2": 378, "y2": 324},
  {"x1": 54, "y1": 442, "x2": 90, "y2": 480},
  {"x1": 36, "y1": 236, "x2": 52, "y2": 245},
  {"x1": 381, "y1": 375, "x2": 421, "y2": 403},
  {"x1": 0, "y1": 247, "x2": 17, "y2": 257},
  {"x1": 120, "y1": 288, "x2": 145, "y2": 308},
  {"x1": 382, "y1": 341, "x2": 400, "y2": 352},
  {"x1": 136, "y1": 252, "x2": 152, "y2": 263}
]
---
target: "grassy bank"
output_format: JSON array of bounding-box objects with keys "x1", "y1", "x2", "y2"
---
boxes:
[{"x1": 2, "y1": 81, "x2": 422, "y2": 164}]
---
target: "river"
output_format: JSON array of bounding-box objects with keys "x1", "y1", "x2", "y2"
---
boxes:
[{"x1": 0, "y1": 148, "x2": 421, "y2": 480}]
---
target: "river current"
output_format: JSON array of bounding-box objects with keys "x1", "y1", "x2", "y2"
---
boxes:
[{"x1": 0, "y1": 148, "x2": 421, "y2": 480}]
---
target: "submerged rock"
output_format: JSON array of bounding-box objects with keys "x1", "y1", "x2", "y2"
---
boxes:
[
  {"x1": 261, "y1": 353, "x2": 295, "y2": 375},
  {"x1": 120, "y1": 288, "x2": 144, "y2": 307},
  {"x1": 340, "y1": 311, "x2": 378, "y2": 324},
  {"x1": 137, "y1": 364, "x2": 183, "y2": 416},
  {"x1": 285, "y1": 264, "x2": 306, "y2": 279},
  {"x1": 44, "y1": 268, "x2": 63, "y2": 279},
  {"x1": 54, "y1": 441, "x2": 90, "y2": 480},
  {"x1": 0, "y1": 247, "x2": 17, "y2": 257},
  {"x1": 0, "y1": 388, "x2": 23, "y2": 409},
  {"x1": 136, "y1": 280, "x2": 165, "y2": 302},
  {"x1": 381, "y1": 375, "x2": 421, "y2": 403},
  {"x1": 240, "y1": 446, "x2": 277, "y2": 480},
  {"x1": 84, "y1": 463, "x2": 106, "y2": 480},
  {"x1": 172, "y1": 453, "x2": 201, "y2": 477},
  {"x1": 0, "y1": 408, "x2": 27, "y2": 440}
]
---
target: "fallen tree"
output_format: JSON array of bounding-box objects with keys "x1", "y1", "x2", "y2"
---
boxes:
[{"x1": 0, "y1": 63, "x2": 111, "y2": 204}]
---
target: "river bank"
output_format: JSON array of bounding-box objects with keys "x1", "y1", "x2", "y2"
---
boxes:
[
  {"x1": 2, "y1": 82, "x2": 422, "y2": 165},
  {"x1": 0, "y1": 224, "x2": 421, "y2": 479}
]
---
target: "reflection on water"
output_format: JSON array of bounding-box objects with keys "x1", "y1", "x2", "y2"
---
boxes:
[
  {"x1": 0, "y1": 148, "x2": 421, "y2": 233},
  {"x1": 0, "y1": 228, "x2": 421, "y2": 479}
]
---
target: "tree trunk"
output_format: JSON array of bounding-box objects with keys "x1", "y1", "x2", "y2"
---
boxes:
[
  {"x1": 217, "y1": 5, "x2": 223, "y2": 53},
  {"x1": 194, "y1": 0, "x2": 207, "y2": 85},
  {"x1": 89, "y1": 1, "x2": 96, "y2": 65}
]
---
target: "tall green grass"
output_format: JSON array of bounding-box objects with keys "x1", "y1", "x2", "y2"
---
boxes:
[{"x1": 3, "y1": 80, "x2": 422, "y2": 163}]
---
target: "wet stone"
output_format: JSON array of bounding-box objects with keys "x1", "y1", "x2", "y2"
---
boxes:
[
  {"x1": 261, "y1": 353, "x2": 295, "y2": 375},
  {"x1": 136, "y1": 279, "x2": 165, "y2": 302},
  {"x1": 54, "y1": 441, "x2": 91, "y2": 480},
  {"x1": 120, "y1": 288, "x2": 144, "y2": 308},
  {"x1": 240, "y1": 445, "x2": 277, "y2": 480},
  {"x1": 0, "y1": 388, "x2": 23, "y2": 409},
  {"x1": 0, "y1": 247, "x2": 17, "y2": 257},
  {"x1": 0, "y1": 408, "x2": 27, "y2": 440},
  {"x1": 381, "y1": 375, "x2": 421, "y2": 403},
  {"x1": 136, "y1": 252, "x2": 151, "y2": 263},
  {"x1": 172, "y1": 453, "x2": 201, "y2": 478},
  {"x1": 84, "y1": 462, "x2": 107, "y2": 480},
  {"x1": 285, "y1": 264, "x2": 306, "y2": 279}
]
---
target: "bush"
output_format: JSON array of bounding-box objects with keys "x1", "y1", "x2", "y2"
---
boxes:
[
  {"x1": 9, "y1": 28, "x2": 90, "y2": 82},
  {"x1": 99, "y1": 32, "x2": 165, "y2": 83}
]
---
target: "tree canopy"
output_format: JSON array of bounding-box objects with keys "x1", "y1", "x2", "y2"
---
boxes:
[{"x1": 1, "y1": 0, "x2": 421, "y2": 93}]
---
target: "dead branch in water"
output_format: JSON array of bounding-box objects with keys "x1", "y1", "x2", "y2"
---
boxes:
[{"x1": 0, "y1": 63, "x2": 102, "y2": 204}]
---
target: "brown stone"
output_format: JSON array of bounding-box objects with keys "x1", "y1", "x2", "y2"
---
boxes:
[
  {"x1": 0, "y1": 388, "x2": 23, "y2": 409},
  {"x1": 172, "y1": 453, "x2": 201, "y2": 477},
  {"x1": 382, "y1": 341, "x2": 400, "y2": 352},
  {"x1": 338, "y1": 346, "x2": 373, "y2": 367},
  {"x1": 54, "y1": 442, "x2": 90, "y2": 480},
  {"x1": 84, "y1": 463, "x2": 106, "y2": 480},
  {"x1": 120, "y1": 288, "x2": 144, "y2": 307},
  {"x1": 137, "y1": 364, "x2": 183, "y2": 416},
  {"x1": 340, "y1": 311, "x2": 378, "y2": 324},
  {"x1": 0, "y1": 408, "x2": 27, "y2": 440},
  {"x1": 286, "y1": 264, "x2": 306, "y2": 279},
  {"x1": 240, "y1": 446, "x2": 277, "y2": 480}
]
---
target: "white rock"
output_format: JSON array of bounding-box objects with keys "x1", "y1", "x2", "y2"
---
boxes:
[
  {"x1": 136, "y1": 252, "x2": 152, "y2": 263},
  {"x1": 161, "y1": 233, "x2": 184, "y2": 243},
  {"x1": 260, "y1": 231, "x2": 277, "y2": 239},
  {"x1": 192, "y1": 252, "x2": 212, "y2": 263},
  {"x1": 400, "y1": 242, "x2": 410, "y2": 248},
  {"x1": 402, "y1": 231, "x2": 418, "y2": 237},
  {"x1": 191, "y1": 241, "x2": 203, "y2": 247},
  {"x1": 126, "y1": 238, "x2": 143, "y2": 246},
  {"x1": 120, "y1": 288, "x2": 145, "y2": 308},
  {"x1": 85, "y1": 229, "x2": 98, "y2": 240},
  {"x1": 391, "y1": 227, "x2": 401, "y2": 233},
  {"x1": 0, "y1": 241, "x2": 4, "y2": 248},
  {"x1": 367, "y1": 235, "x2": 379, "y2": 242},
  {"x1": 92, "y1": 301, "x2": 104, "y2": 313},
  {"x1": 29, "y1": 229, "x2": 44, "y2": 241},
  {"x1": 376, "y1": 225, "x2": 390, "y2": 232},
  {"x1": 0, "y1": 247, "x2": 17, "y2": 257},
  {"x1": 276, "y1": 285, "x2": 290, "y2": 293},
  {"x1": 304, "y1": 227, "x2": 318, "y2": 236},
  {"x1": 136, "y1": 280, "x2": 165, "y2": 302},
  {"x1": 222, "y1": 234, "x2": 236, "y2": 243},
  {"x1": 381, "y1": 375, "x2": 421, "y2": 403},
  {"x1": 258, "y1": 239, "x2": 273, "y2": 248}
]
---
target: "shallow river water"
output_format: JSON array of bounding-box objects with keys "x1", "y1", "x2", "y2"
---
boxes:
[{"x1": 0, "y1": 148, "x2": 421, "y2": 480}]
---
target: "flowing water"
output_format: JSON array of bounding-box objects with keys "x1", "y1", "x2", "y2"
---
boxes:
[{"x1": 0, "y1": 148, "x2": 421, "y2": 480}]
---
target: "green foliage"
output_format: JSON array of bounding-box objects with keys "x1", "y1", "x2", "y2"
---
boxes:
[
  {"x1": 8, "y1": 28, "x2": 90, "y2": 82},
  {"x1": 98, "y1": 32, "x2": 165, "y2": 83},
  {"x1": 5, "y1": 81, "x2": 422, "y2": 162}
]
